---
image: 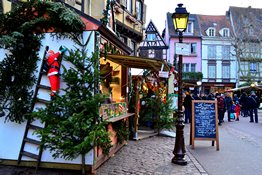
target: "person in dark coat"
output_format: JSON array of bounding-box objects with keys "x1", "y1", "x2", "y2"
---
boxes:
[
  {"x1": 217, "y1": 93, "x2": 225, "y2": 125},
  {"x1": 239, "y1": 92, "x2": 248, "y2": 117},
  {"x1": 247, "y1": 92, "x2": 260, "y2": 123},
  {"x1": 192, "y1": 92, "x2": 201, "y2": 100},
  {"x1": 224, "y1": 92, "x2": 233, "y2": 122},
  {"x1": 200, "y1": 93, "x2": 207, "y2": 100},
  {"x1": 207, "y1": 93, "x2": 215, "y2": 100},
  {"x1": 233, "y1": 94, "x2": 239, "y2": 103},
  {"x1": 183, "y1": 91, "x2": 193, "y2": 124}
]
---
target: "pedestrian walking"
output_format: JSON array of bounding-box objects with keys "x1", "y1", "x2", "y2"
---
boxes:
[
  {"x1": 217, "y1": 93, "x2": 225, "y2": 125},
  {"x1": 183, "y1": 91, "x2": 193, "y2": 124},
  {"x1": 239, "y1": 92, "x2": 248, "y2": 117},
  {"x1": 247, "y1": 91, "x2": 260, "y2": 123},
  {"x1": 224, "y1": 92, "x2": 233, "y2": 122}
]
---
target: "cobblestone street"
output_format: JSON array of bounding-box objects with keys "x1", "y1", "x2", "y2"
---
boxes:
[
  {"x1": 0, "y1": 135, "x2": 206, "y2": 175},
  {"x1": 96, "y1": 136, "x2": 207, "y2": 175}
]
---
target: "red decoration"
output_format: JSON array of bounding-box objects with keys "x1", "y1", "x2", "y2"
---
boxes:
[{"x1": 46, "y1": 50, "x2": 62, "y2": 95}]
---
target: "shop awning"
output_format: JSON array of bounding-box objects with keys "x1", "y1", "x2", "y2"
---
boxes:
[
  {"x1": 103, "y1": 54, "x2": 170, "y2": 72},
  {"x1": 226, "y1": 85, "x2": 262, "y2": 92}
]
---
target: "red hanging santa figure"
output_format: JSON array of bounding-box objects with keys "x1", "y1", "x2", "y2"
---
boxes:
[{"x1": 45, "y1": 46, "x2": 67, "y2": 98}]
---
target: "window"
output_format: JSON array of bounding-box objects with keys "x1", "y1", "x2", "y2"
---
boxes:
[
  {"x1": 148, "y1": 49, "x2": 155, "y2": 58},
  {"x1": 222, "y1": 46, "x2": 230, "y2": 59},
  {"x1": 130, "y1": 40, "x2": 136, "y2": 56},
  {"x1": 183, "y1": 63, "x2": 190, "y2": 72},
  {"x1": 222, "y1": 28, "x2": 230, "y2": 37},
  {"x1": 127, "y1": 0, "x2": 132, "y2": 13},
  {"x1": 162, "y1": 49, "x2": 167, "y2": 60},
  {"x1": 191, "y1": 43, "x2": 196, "y2": 54},
  {"x1": 208, "y1": 65, "x2": 216, "y2": 78},
  {"x1": 147, "y1": 33, "x2": 156, "y2": 41},
  {"x1": 248, "y1": 26, "x2": 254, "y2": 35},
  {"x1": 191, "y1": 64, "x2": 196, "y2": 72},
  {"x1": 183, "y1": 63, "x2": 196, "y2": 72},
  {"x1": 136, "y1": 0, "x2": 142, "y2": 21},
  {"x1": 249, "y1": 43, "x2": 259, "y2": 53},
  {"x1": 250, "y1": 62, "x2": 257, "y2": 72},
  {"x1": 240, "y1": 62, "x2": 248, "y2": 71},
  {"x1": 120, "y1": 36, "x2": 127, "y2": 44},
  {"x1": 222, "y1": 65, "x2": 230, "y2": 78},
  {"x1": 208, "y1": 46, "x2": 216, "y2": 59},
  {"x1": 186, "y1": 21, "x2": 193, "y2": 33},
  {"x1": 208, "y1": 28, "x2": 215, "y2": 37}
]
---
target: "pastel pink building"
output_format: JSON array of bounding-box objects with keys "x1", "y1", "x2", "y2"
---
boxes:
[{"x1": 164, "y1": 13, "x2": 202, "y2": 87}]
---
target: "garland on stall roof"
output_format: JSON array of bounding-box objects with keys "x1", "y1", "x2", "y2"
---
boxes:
[{"x1": 0, "y1": 0, "x2": 85, "y2": 123}]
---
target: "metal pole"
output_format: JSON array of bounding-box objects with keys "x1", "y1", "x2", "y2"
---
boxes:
[{"x1": 172, "y1": 31, "x2": 187, "y2": 165}]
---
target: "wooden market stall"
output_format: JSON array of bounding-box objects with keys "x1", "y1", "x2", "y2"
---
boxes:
[
  {"x1": 103, "y1": 54, "x2": 171, "y2": 140},
  {"x1": 0, "y1": 10, "x2": 134, "y2": 174}
]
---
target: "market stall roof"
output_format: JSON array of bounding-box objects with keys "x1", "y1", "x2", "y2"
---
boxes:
[
  {"x1": 103, "y1": 54, "x2": 170, "y2": 72},
  {"x1": 226, "y1": 85, "x2": 262, "y2": 92}
]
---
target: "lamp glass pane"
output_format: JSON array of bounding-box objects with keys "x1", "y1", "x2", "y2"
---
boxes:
[{"x1": 173, "y1": 14, "x2": 189, "y2": 32}]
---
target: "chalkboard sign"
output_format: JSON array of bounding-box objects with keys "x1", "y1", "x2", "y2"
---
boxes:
[{"x1": 191, "y1": 100, "x2": 219, "y2": 150}]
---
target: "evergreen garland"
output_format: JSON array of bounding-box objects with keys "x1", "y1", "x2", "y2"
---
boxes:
[
  {"x1": 0, "y1": 0, "x2": 84, "y2": 123},
  {"x1": 33, "y1": 41, "x2": 112, "y2": 166}
]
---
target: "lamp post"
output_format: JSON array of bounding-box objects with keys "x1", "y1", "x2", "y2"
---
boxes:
[{"x1": 171, "y1": 3, "x2": 189, "y2": 166}]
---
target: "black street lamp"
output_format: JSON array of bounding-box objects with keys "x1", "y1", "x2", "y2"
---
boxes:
[{"x1": 171, "y1": 3, "x2": 189, "y2": 166}]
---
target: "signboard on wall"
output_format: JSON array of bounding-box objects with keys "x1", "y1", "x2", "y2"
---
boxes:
[{"x1": 175, "y1": 43, "x2": 190, "y2": 55}]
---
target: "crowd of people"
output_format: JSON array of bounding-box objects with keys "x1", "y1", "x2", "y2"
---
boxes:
[{"x1": 183, "y1": 91, "x2": 261, "y2": 126}]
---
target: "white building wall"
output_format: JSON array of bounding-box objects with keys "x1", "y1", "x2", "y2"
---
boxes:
[
  {"x1": 201, "y1": 37, "x2": 237, "y2": 83},
  {"x1": 0, "y1": 31, "x2": 96, "y2": 165}
]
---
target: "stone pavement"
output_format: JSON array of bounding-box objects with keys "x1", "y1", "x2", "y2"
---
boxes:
[
  {"x1": 0, "y1": 135, "x2": 207, "y2": 175},
  {"x1": 96, "y1": 136, "x2": 208, "y2": 175}
]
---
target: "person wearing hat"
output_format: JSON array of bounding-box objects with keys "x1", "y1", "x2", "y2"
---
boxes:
[
  {"x1": 247, "y1": 91, "x2": 260, "y2": 123},
  {"x1": 45, "y1": 46, "x2": 67, "y2": 98}
]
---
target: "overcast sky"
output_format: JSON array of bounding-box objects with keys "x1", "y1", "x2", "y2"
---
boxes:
[{"x1": 144, "y1": 0, "x2": 262, "y2": 33}]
